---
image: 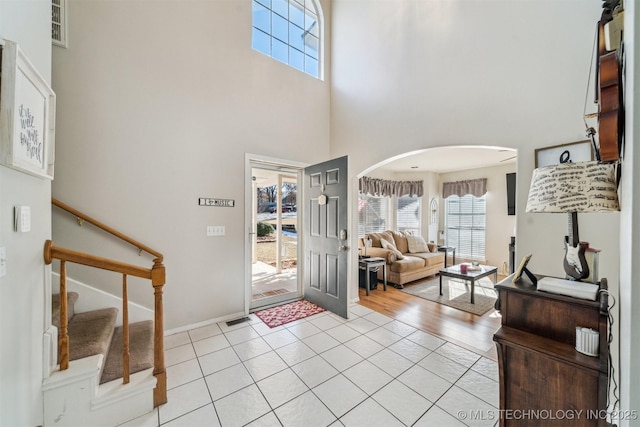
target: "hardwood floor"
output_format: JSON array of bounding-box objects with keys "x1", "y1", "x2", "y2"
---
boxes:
[{"x1": 357, "y1": 277, "x2": 504, "y2": 361}]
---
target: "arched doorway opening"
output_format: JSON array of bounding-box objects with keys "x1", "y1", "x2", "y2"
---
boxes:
[{"x1": 354, "y1": 145, "x2": 517, "y2": 358}]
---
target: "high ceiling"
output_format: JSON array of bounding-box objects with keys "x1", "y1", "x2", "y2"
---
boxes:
[{"x1": 376, "y1": 146, "x2": 517, "y2": 174}]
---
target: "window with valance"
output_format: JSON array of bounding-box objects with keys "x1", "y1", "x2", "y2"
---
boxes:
[
  {"x1": 358, "y1": 176, "x2": 424, "y2": 237},
  {"x1": 442, "y1": 178, "x2": 487, "y2": 261}
]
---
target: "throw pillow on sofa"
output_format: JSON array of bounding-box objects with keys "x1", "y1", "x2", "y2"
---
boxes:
[
  {"x1": 406, "y1": 235, "x2": 430, "y2": 253},
  {"x1": 390, "y1": 230, "x2": 409, "y2": 253},
  {"x1": 380, "y1": 238, "x2": 405, "y2": 260},
  {"x1": 366, "y1": 231, "x2": 394, "y2": 248}
]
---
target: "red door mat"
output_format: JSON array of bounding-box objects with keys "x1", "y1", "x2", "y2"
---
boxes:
[{"x1": 255, "y1": 300, "x2": 325, "y2": 328}]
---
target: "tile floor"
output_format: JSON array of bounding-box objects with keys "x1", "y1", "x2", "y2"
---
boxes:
[{"x1": 120, "y1": 305, "x2": 499, "y2": 427}]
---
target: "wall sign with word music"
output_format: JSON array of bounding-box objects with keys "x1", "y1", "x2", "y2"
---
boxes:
[{"x1": 198, "y1": 198, "x2": 235, "y2": 207}]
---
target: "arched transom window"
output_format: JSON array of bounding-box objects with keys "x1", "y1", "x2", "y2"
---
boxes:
[{"x1": 252, "y1": 0, "x2": 322, "y2": 79}]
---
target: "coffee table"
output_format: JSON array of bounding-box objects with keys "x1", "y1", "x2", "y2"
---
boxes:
[
  {"x1": 439, "y1": 264, "x2": 498, "y2": 304},
  {"x1": 437, "y1": 246, "x2": 456, "y2": 268}
]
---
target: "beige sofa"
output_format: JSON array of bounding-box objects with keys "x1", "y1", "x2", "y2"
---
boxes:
[{"x1": 359, "y1": 230, "x2": 445, "y2": 288}]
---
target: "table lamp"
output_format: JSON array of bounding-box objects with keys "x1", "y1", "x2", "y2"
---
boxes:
[
  {"x1": 525, "y1": 160, "x2": 619, "y2": 281},
  {"x1": 364, "y1": 236, "x2": 372, "y2": 256}
]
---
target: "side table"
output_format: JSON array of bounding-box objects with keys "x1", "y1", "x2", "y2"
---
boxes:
[
  {"x1": 493, "y1": 276, "x2": 609, "y2": 426},
  {"x1": 437, "y1": 246, "x2": 456, "y2": 268},
  {"x1": 359, "y1": 257, "x2": 387, "y2": 296}
]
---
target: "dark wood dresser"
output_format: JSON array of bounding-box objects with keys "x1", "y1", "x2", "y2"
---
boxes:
[{"x1": 493, "y1": 275, "x2": 609, "y2": 426}]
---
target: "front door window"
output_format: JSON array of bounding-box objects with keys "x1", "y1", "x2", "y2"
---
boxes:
[{"x1": 251, "y1": 164, "x2": 301, "y2": 309}]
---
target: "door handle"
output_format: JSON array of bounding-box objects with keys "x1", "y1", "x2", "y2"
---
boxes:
[{"x1": 339, "y1": 245, "x2": 350, "y2": 252}]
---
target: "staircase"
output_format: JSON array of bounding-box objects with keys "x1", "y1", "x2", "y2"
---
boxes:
[
  {"x1": 44, "y1": 199, "x2": 167, "y2": 426},
  {"x1": 43, "y1": 290, "x2": 157, "y2": 426},
  {"x1": 52, "y1": 292, "x2": 154, "y2": 384}
]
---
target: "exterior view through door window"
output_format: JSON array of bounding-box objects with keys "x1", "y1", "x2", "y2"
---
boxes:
[{"x1": 251, "y1": 165, "x2": 301, "y2": 309}]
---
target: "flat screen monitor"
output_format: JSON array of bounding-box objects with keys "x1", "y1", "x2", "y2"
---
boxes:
[{"x1": 506, "y1": 173, "x2": 516, "y2": 216}]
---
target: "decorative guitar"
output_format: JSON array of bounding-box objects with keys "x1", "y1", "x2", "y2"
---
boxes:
[{"x1": 563, "y1": 212, "x2": 589, "y2": 281}]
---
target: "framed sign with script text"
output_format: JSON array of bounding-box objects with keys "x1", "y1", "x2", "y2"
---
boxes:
[
  {"x1": 0, "y1": 39, "x2": 56, "y2": 179},
  {"x1": 534, "y1": 140, "x2": 593, "y2": 169}
]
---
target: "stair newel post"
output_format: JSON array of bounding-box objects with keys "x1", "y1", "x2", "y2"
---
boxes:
[
  {"x1": 151, "y1": 259, "x2": 167, "y2": 407},
  {"x1": 43, "y1": 240, "x2": 69, "y2": 370},
  {"x1": 59, "y1": 260, "x2": 69, "y2": 370},
  {"x1": 122, "y1": 274, "x2": 130, "y2": 384}
]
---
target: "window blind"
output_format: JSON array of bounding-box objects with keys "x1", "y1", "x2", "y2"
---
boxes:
[
  {"x1": 358, "y1": 194, "x2": 389, "y2": 237},
  {"x1": 445, "y1": 194, "x2": 486, "y2": 260},
  {"x1": 396, "y1": 196, "x2": 421, "y2": 235}
]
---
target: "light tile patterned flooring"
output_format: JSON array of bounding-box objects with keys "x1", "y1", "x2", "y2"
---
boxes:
[{"x1": 120, "y1": 305, "x2": 499, "y2": 427}]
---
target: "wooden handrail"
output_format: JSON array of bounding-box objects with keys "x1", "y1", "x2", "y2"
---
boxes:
[
  {"x1": 44, "y1": 241, "x2": 151, "y2": 279},
  {"x1": 52, "y1": 198, "x2": 163, "y2": 263},
  {"x1": 44, "y1": 239, "x2": 167, "y2": 407}
]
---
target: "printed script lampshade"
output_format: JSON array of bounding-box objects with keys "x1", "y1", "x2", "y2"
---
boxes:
[
  {"x1": 525, "y1": 161, "x2": 619, "y2": 214},
  {"x1": 525, "y1": 160, "x2": 619, "y2": 281}
]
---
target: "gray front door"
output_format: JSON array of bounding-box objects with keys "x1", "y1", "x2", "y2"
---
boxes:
[{"x1": 303, "y1": 156, "x2": 349, "y2": 318}]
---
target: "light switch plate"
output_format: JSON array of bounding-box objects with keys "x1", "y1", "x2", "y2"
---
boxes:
[
  {"x1": 206, "y1": 226, "x2": 225, "y2": 237},
  {"x1": 14, "y1": 206, "x2": 31, "y2": 232},
  {"x1": 0, "y1": 247, "x2": 6, "y2": 277}
]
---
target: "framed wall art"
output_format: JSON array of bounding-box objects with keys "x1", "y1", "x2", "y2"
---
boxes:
[
  {"x1": 0, "y1": 39, "x2": 56, "y2": 179},
  {"x1": 534, "y1": 140, "x2": 593, "y2": 169}
]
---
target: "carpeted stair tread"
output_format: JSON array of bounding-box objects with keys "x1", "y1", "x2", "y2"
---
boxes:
[
  {"x1": 100, "y1": 320, "x2": 154, "y2": 384},
  {"x1": 52, "y1": 292, "x2": 79, "y2": 330},
  {"x1": 68, "y1": 307, "x2": 118, "y2": 361}
]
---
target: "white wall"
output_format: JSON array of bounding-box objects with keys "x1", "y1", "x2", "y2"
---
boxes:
[
  {"x1": 52, "y1": 0, "x2": 332, "y2": 330},
  {"x1": 332, "y1": 0, "x2": 619, "y2": 304},
  {"x1": 438, "y1": 163, "x2": 516, "y2": 269},
  {"x1": 0, "y1": 1, "x2": 52, "y2": 425},
  {"x1": 331, "y1": 0, "x2": 626, "y2": 416}
]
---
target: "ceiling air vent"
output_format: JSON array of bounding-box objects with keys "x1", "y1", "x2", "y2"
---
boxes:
[{"x1": 52, "y1": 0, "x2": 67, "y2": 48}]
